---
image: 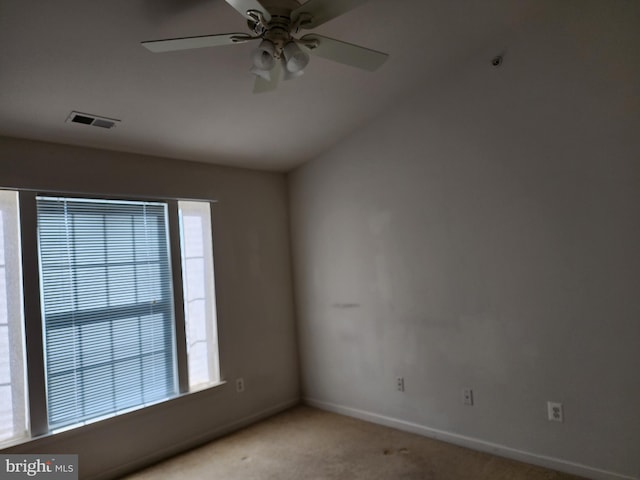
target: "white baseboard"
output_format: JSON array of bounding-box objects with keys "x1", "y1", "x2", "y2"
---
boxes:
[
  {"x1": 304, "y1": 397, "x2": 637, "y2": 480},
  {"x1": 93, "y1": 398, "x2": 301, "y2": 480}
]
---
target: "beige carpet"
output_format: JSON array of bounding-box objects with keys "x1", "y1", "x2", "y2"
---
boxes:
[{"x1": 122, "y1": 406, "x2": 586, "y2": 480}]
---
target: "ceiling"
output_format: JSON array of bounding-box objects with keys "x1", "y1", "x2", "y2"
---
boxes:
[{"x1": 0, "y1": 0, "x2": 539, "y2": 171}]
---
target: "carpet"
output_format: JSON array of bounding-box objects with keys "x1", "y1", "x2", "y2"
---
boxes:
[{"x1": 122, "y1": 405, "x2": 586, "y2": 479}]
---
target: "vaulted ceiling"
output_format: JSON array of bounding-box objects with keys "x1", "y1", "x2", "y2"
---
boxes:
[{"x1": 1, "y1": 0, "x2": 540, "y2": 170}]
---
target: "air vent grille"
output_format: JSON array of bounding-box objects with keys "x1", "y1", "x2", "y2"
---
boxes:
[{"x1": 66, "y1": 111, "x2": 120, "y2": 129}]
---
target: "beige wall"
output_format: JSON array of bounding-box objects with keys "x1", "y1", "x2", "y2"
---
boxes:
[
  {"x1": 289, "y1": 1, "x2": 640, "y2": 479},
  {"x1": 0, "y1": 136, "x2": 300, "y2": 479}
]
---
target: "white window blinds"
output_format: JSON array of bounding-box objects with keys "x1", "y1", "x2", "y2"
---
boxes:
[
  {"x1": 0, "y1": 190, "x2": 27, "y2": 445},
  {"x1": 36, "y1": 197, "x2": 178, "y2": 430}
]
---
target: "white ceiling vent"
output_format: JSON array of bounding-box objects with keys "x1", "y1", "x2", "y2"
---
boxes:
[{"x1": 66, "y1": 111, "x2": 120, "y2": 129}]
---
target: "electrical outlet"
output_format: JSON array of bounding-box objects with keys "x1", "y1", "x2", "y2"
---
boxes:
[
  {"x1": 547, "y1": 401, "x2": 563, "y2": 422},
  {"x1": 463, "y1": 388, "x2": 474, "y2": 406},
  {"x1": 396, "y1": 377, "x2": 405, "y2": 392},
  {"x1": 236, "y1": 377, "x2": 245, "y2": 393}
]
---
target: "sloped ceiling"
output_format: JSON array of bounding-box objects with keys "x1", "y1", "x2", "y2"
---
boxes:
[{"x1": 0, "y1": 0, "x2": 540, "y2": 171}]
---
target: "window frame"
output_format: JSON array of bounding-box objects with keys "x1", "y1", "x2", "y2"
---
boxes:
[{"x1": 15, "y1": 190, "x2": 218, "y2": 438}]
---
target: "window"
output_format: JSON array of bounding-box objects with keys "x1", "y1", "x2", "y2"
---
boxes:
[
  {"x1": 37, "y1": 197, "x2": 178, "y2": 430},
  {"x1": 0, "y1": 191, "x2": 27, "y2": 444},
  {"x1": 179, "y1": 201, "x2": 220, "y2": 389},
  {"x1": 0, "y1": 191, "x2": 220, "y2": 445}
]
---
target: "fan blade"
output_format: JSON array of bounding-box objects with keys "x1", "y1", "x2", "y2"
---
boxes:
[
  {"x1": 142, "y1": 33, "x2": 254, "y2": 53},
  {"x1": 292, "y1": 0, "x2": 370, "y2": 29},
  {"x1": 225, "y1": 0, "x2": 271, "y2": 21},
  {"x1": 300, "y1": 34, "x2": 388, "y2": 71},
  {"x1": 253, "y1": 60, "x2": 282, "y2": 93}
]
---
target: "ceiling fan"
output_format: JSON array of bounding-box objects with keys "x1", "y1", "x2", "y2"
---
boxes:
[{"x1": 141, "y1": 0, "x2": 389, "y2": 93}]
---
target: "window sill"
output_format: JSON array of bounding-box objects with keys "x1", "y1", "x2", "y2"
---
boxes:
[{"x1": 0, "y1": 380, "x2": 228, "y2": 451}]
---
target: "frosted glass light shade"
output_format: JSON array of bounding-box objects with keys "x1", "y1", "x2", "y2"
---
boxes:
[
  {"x1": 252, "y1": 39, "x2": 276, "y2": 70},
  {"x1": 250, "y1": 66, "x2": 271, "y2": 81},
  {"x1": 283, "y1": 41, "x2": 309, "y2": 73}
]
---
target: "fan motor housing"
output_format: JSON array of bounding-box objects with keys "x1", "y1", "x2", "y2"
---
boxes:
[
  {"x1": 247, "y1": 0, "x2": 303, "y2": 49},
  {"x1": 260, "y1": 0, "x2": 302, "y2": 13}
]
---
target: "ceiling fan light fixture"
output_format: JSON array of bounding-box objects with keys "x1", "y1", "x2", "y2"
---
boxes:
[
  {"x1": 252, "y1": 39, "x2": 276, "y2": 70},
  {"x1": 283, "y1": 41, "x2": 310, "y2": 73},
  {"x1": 283, "y1": 69, "x2": 304, "y2": 81},
  {"x1": 141, "y1": 0, "x2": 391, "y2": 93},
  {"x1": 281, "y1": 58, "x2": 304, "y2": 81},
  {"x1": 250, "y1": 65, "x2": 271, "y2": 81}
]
